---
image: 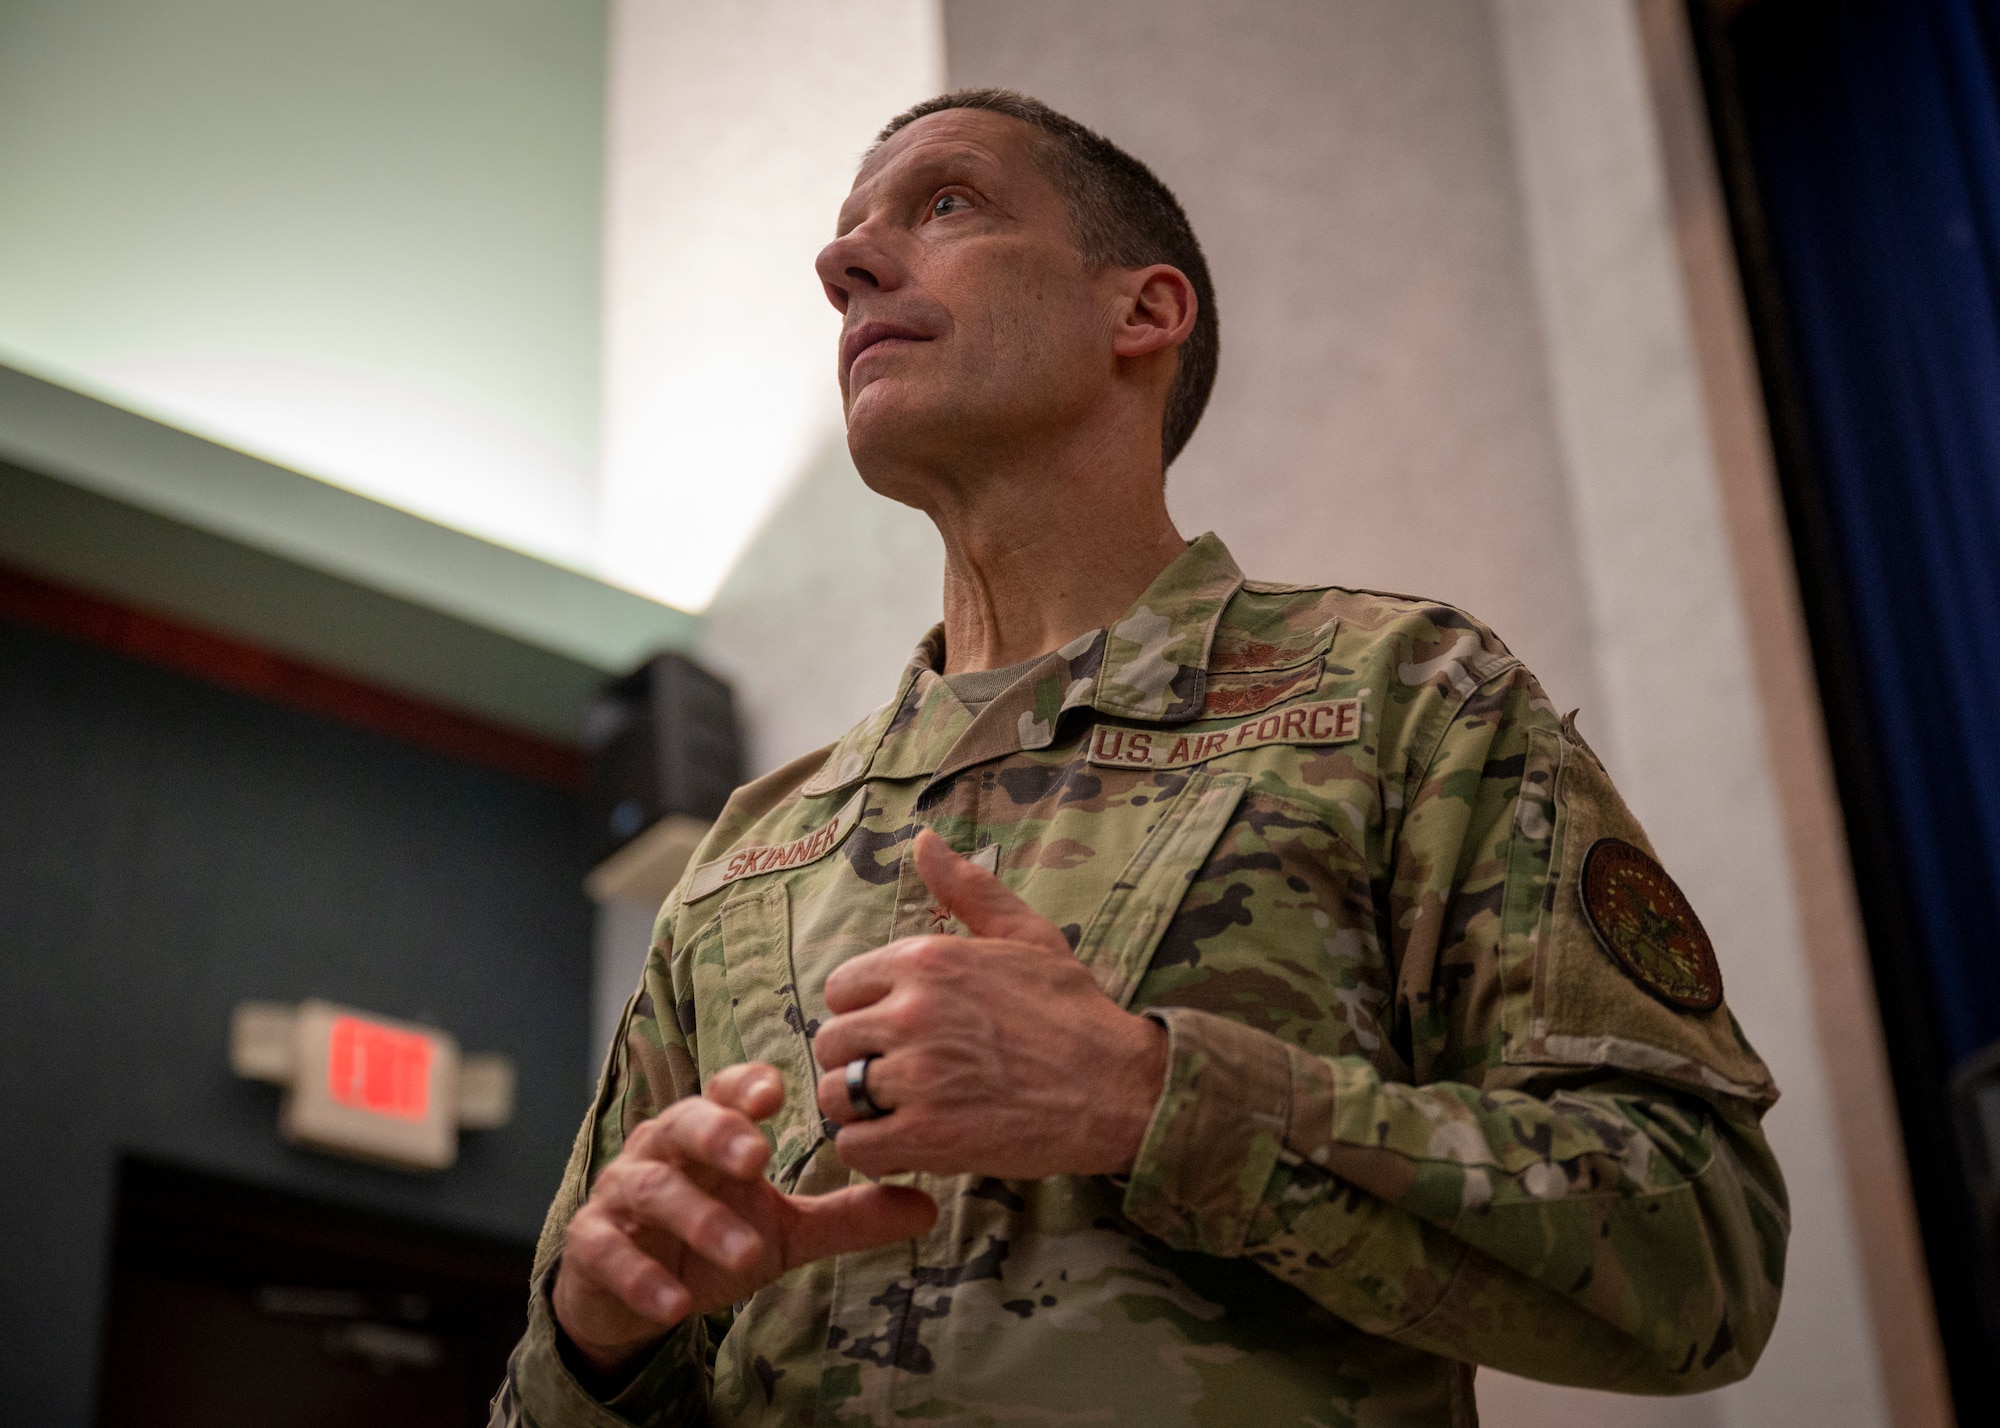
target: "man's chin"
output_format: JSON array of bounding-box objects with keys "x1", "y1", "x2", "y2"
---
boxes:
[
  {"x1": 845, "y1": 387, "x2": 957, "y2": 467},
  {"x1": 848, "y1": 424, "x2": 977, "y2": 514}
]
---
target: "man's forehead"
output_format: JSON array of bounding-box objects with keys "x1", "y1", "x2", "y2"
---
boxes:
[{"x1": 840, "y1": 109, "x2": 1049, "y2": 221}]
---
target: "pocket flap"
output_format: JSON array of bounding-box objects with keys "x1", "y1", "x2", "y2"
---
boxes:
[{"x1": 1074, "y1": 768, "x2": 1251, "y2": 1007}]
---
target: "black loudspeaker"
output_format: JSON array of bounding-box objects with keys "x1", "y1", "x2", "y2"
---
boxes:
[{"x1": 583, "y1": 652, "x2": 742, "y2": 866}]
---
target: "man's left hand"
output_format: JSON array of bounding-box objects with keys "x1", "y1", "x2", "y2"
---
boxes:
[{"x1": 812, "y1": 828, "x2": 1168, "y2": 1179}]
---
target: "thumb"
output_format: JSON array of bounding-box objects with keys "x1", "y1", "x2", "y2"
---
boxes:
[
  {"x1": 913, "y1": 829, "x2": 1069, "y2": 952},
  {"x1": 781, "y1": 1183, "x2": 938, "y2": 1268}
]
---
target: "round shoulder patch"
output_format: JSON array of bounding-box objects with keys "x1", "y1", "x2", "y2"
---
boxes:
[{"x1": 1578, "y1": 838, "x2": 1723, "y2": 1012}]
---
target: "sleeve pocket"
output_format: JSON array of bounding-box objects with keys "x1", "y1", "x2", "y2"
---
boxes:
[{"x1": 1501, "y1": 723, "x2": 1777, "y2": 1111}]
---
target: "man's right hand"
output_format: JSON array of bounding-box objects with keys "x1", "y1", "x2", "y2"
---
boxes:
[{"x1": 552, "y1": 1061, "x2": 938, "y2": 1378}]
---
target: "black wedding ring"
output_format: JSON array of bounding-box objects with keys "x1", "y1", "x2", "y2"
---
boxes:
[{"x1": 844, "y1": 1055, "x2": 890, "y2": 1120}]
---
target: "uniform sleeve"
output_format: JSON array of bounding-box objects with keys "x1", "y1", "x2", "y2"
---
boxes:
[
  {"x1": 1119, "y1": 665, "x2": 1790, "y2": 1393},
  {"x1": 491, "y1": 899, "x2": 725, "y2": 1428}
]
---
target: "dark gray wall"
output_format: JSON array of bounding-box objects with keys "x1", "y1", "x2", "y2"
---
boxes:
[{"x1": 0, "y1": 619, "x2": 593, "y2": 1427}]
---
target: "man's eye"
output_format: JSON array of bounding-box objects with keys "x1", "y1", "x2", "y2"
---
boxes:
[{"x1": 931, "y1": 193, "x2": 968, "y2": 218}]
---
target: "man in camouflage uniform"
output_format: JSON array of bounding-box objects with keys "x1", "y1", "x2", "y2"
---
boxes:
[{"x1": 496, "y1": 89, "x2": 1786, "y2": 1427}]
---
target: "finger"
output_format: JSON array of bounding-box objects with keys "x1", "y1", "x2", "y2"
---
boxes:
[
  {"x1": 823, "y1": 1112, "x2": 923, "y2": 1178},
  {"x1": 565, "y1": 1209, "x2": 692, "y2": 1326},
  {"x1": 810, "y1": 1000, "x2": 908, "y2": 1071},
  {"x1": 614, "y1": 1159, "x2": 766, "y2": 1272},
  {"x1": 782, "y1": 1183, "x2": 938, "y2": 1267},
  {"x1": 816, "y1": 1065, "x2": 848, "y2": 1123},
  {"x1": 821, "y1": 945, "x2": 905, "y2": 1016},
  {"x1": 814, "y1": 1047, "x2": 904, "y2": 1123},
  {"x1": 631, "y1": 1096, "x2": 771, "y2": 1181},
  {"x1": 707, "y1": 1061, "x2": 786, "y2": 1122},
  {"x1": 913, "y1": 828, "x2": 1068, "y2": 951}
]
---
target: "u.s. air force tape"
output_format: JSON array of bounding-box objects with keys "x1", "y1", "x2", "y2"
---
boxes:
[
  {"x1": 1086, "y1": 698, "x2": 1362, "y2": 771},
  {"x1": 685, "y1": 786, "x2": 868, "y2": 902}
]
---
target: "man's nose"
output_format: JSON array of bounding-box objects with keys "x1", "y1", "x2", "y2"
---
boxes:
[{"x1": 816, "y1": 224, "x2": 903, "y2": 311}]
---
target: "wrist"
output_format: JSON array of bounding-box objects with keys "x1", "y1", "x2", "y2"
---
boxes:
[
  {"x1": 550, "y1": 1261, "x2": 670, "y2": 1390},
  {"x1": 556, "y1": 1327, "x2": 660, "y2": 1400},
  {"x1": 1092, "y1": 1011, "x2": 1169, "y2": 1175}
]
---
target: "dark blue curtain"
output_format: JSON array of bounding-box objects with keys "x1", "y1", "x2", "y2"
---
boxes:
[{"x1": 1738, "y1": 0, "x2": 2000, "y2": 1066}]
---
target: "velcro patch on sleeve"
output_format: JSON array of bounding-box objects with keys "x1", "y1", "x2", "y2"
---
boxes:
[
  {"x1": 1086, "y1": 699, "x2": 1361, "y2": 770},
  {"x1": 686, "y1": 787, "x2": 868, "y2": 902},
  {"x1": 1578, "y1": 837, "x2": 1724, "y2": 1011}
]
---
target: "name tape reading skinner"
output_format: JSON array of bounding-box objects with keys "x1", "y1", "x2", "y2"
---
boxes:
[
  {"x1": 686, "y1": 787, "x2": 868, "y2": 902},
  {"x1": 1087, "y1": 698, "x2": 1362, "y2": 771}
]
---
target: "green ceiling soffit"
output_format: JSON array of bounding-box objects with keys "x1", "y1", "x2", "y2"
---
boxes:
[{"x1": 0, "y1": 362, "x2": 701, "y2": 742}]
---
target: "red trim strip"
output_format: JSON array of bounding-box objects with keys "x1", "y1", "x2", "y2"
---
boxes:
[{"x1": 0, "y1": 563, "x2": 586, "y2": 789}]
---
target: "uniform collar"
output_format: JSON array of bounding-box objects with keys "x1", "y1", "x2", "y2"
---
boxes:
[
  {"x1": 1092, "y1": 530, "x2": 1244, "y2": 720},
  {"x1": 801, "y1": 533, "x2": 1246, "y2": 797}
]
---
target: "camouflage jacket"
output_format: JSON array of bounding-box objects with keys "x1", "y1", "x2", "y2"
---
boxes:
[{"x1": 495, "y1": 533, "x2": 1787, "y2": 1428}]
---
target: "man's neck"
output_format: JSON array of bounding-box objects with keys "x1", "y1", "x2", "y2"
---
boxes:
[{"x1": 920, "y1": 441, "x2": 1188, "y2": 676}]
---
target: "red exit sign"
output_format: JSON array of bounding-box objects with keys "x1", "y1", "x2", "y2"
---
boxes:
[
  {"x1": 283, "y1": 1002, "x2": 458, "y2": 1170},
  {"x1": 327, "y1": 1015, "x2": 433, "y2": 1122},
  {"x1": 233, "y1": 999, "x2": 513, "y2": 1172}
]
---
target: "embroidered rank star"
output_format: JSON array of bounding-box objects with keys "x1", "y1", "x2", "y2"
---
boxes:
[{"x1": 923, "y1": 844, "x2": 999, "y2": 934}]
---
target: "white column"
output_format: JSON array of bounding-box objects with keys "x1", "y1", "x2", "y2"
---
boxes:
[{"x1": 591, "y1": 896, "x2": 659, "y2": 1081}]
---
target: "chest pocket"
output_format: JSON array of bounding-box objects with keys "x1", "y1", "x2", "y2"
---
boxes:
[
  {"x1": 714, "y1": 883, "x2": 825, "y2": 1187},
  {"x1": 705, "y1": 764, "x2": 1250, "y2": 1185},
  {"x1": 1069, "y1": 767, "x2": 1251, "y2": 1006}
]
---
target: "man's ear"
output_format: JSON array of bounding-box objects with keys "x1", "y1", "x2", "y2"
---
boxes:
[{"x1": 1110, "y1": 264, "x2": 1197, "y2": 359}]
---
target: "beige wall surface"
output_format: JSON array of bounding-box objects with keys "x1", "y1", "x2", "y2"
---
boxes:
[
  {"x1": 696, "y1": 3, "x2": 1911, "y2": 1425},
  {"x1": 948, "y1": 0, "x2": 1603, "y2": 723},
  {"x1": 712, "y1": 0, "x2": 1600, "y2": 764},
  {"x1": 706, "y1": 0, "x2": 1601, "y2": 766}
]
